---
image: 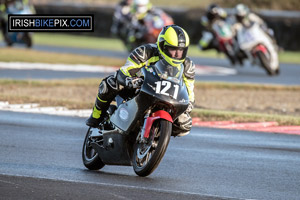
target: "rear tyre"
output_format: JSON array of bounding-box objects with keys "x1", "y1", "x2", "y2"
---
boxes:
[
  {"x1": 23, "y1": 33, "x2": 32, "y2": 48},
  {"x1": 224, "y1": 43, "x2": 236, "y2": 66},
  {"x1": 225, "y1": 52, "x2": 236, "y2": 66},
  {"x1": 4, "y1": 35, "x2": 13, "y2": 47},
  {"x1": 133, "y1": 119, "x2": 172, "y2": 177},
  {"x1": 82, "y1": 127, "x2": 105, "y2": 170}
]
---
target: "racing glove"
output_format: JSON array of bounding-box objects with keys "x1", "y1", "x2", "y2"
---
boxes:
[
  {"x1": 125, "y1": 77, "x2": 143, "y2": 89},
  {"x1": 186, "y1": 101, "x2": 194, "y2": 113}
]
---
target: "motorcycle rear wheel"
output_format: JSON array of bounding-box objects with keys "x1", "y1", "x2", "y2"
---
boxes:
[
  {"x1": 82, "y1": 127, "x2": 105, "y2": 170},
  {"x1": 23, "y1": 33, "x2": 32, "y2": 48},
  {"x1": 133, "y1": 119, "x2": 172, "y2": 177}
]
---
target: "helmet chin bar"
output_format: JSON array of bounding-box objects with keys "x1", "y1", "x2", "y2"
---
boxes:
[
  {"x1": 160, "y1": 51, "x2": 185, "y2": 67},
  {"x1": 172, "y1": 60, "x2": 183, "y2": 65}
]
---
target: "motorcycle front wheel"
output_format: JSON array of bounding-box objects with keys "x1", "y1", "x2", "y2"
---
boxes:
[
  {"x1": 82, "y1": 127, "x2": 105, "y2": 170},
  {"x1": 257, "y1": 51, "x2": 277, "y2": 76},
  {"x1": 133, "y1": 119, "x2": 172, "y2": 177}
]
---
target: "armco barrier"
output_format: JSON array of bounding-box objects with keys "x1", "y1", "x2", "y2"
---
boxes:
[{"x1": 34, "y1": 3, "x2": 300, "y2": 50}]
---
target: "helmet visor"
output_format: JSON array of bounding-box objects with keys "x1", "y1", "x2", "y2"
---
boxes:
[{"x1": 163, "y1": 45, "x2": 188, "y2": 60}]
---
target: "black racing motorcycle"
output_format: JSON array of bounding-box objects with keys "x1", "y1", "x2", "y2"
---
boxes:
[{"x1": 82, "y1": 60, "x2": 189, "y2": 177}]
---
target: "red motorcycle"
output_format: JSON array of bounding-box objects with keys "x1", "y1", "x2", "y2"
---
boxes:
[
  {"x1": 211, "y1": 19, "x2": 244, "y2": 65},
  {"x1": 125, "y1": 9, "x2": 173, "y2": 51}
]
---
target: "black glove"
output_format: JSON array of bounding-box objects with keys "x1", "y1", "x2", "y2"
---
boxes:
[{"x1": 125, "y1": 77, "x2": 143, "y2": 89}]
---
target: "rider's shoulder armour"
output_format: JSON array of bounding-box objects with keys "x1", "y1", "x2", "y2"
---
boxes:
[
  {"x1": 183, "y1": 57, "x2": 195, "y2": 79},
  {"x1": 129, "y1": 44, "x2": 160, "y2": 65}
]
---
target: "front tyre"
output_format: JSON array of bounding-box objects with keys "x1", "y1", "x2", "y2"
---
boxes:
[
  {"x1": 257, "y1": 51, "x2": 276, "y2": 76},
  {"x1": 82, "y1": 127, "x2": 105, "y2": 170},
  {"x1": 133, "y1": 119, "x2": 172, "y2": 177}
]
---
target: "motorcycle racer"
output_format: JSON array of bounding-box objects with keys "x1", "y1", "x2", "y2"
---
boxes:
[
  {"x1": 233, "y1": 3, "x2": 277, "y2": 46},
  {"x1": 86, "y1": 25, "x2": 195, "y2": 137},
  {"x1": 111, "y1": 0, "x2": 133, "y2": 46},
  {"x1": 0, "y1": 0, "x2": 6, "y2": 37},
  {"x1": 198, "y1": 3, "x2": 228, "y2": 51},
  {"x1": 125, "y1": 0, "x2": 173, "y2": 51}
]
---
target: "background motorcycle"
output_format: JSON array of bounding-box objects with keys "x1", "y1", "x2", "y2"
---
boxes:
[
  {"x1": 125, "y1": 10, "x2": 173, "y2": 51},
  {"x1": 3, "y1": 1, "x2": 33, "y2": 48},
  {"x1": 236, "y1": 22, "x2": 280, "y2": 75},
  {"x1": 82, "y1": 60, "x2": 189, "y2": 177},
  {"x1": 199, "y1": 19, "x2": 245, "y2": 66},
  {"x1": 211, "y1": 19, "x2": 245, "y2": 65}
]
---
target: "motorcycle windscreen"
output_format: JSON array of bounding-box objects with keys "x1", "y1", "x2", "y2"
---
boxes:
[{"x1": 153, "y1": 60, "x2": 184, "y2": 83}]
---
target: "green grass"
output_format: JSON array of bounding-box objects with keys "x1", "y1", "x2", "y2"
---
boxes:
[
  {"x1": 37, "y1": 33, "x2": 300, "y2": 64},
  {"x1": 33, "y1": 33, "x2": 127, "y2": 52},
  {"x1": 1, "y1": 33, "x2": 299, "y2": 64},
  {"x1": 278, "y1": 51, "x2": 300, "y2": 64},
  {"x1": 1, "y1": 78, "x2": 299, "y2": 125},
  {"x1": 191, "y1": 108, "x2": 300, "y2": 126},
  {"x1": 194, "y1": 81, "x2": 300, "y2": 91},
  {"x1": 0, "y1": 47, "x2": 125, "y2": 66},
  {"x1": 3, "y1": 78, "x2": 299, "y2": 90},
  {"x1": 34, "y1": 33, "x2": 300, "y2": 64}
]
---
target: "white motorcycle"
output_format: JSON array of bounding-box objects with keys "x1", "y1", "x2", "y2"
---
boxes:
[{"x1": 236, "y1": 22, "x2": 280, "y2": 76}]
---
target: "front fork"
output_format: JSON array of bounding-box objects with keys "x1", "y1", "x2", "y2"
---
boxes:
[
  {"x1": 137, "y1": 110, "x2": 173, "y2": 143},
  {"x1": 137, "y1": 110, "x2": 151, "y2": 143}
]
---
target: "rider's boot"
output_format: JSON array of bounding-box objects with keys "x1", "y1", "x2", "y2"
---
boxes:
[
  {"x1": 86, "y1": 97, "x2": 110, "y2": 128},
  {"x1": 86, "y1": 75, "x2": 120, "y2": 127},
  {"x1": 171, "y1": 112, "x2": 193, "y2": 137}
]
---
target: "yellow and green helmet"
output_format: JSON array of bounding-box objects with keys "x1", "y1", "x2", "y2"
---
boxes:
[{"x1": 157, "y1": 25, "x2": 190, "y2": 67}]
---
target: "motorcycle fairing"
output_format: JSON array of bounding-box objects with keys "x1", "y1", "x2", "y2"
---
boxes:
[
  {"x1": 140, "y1": 64, "x2": 189, "y2": 119},
  {"x1": 91, "y1": 130, "x2": 132, "y2": 166},
  {"x1": 237, "y1": 23, "x2": 278, "y2": 70},
  {"x1": 110, "y1": 97, "x2": 139, "y2": 132},
  {"x1": 252, "y1": 44, "x2": 268, "y2": 55},
  {"x1": 110, "y1": 62, "x2": 189, "y2": 133}
]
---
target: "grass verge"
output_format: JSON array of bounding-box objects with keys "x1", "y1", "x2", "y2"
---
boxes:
[
  {"x1": 192, "y1": 108, "x2": 300, "y2": 126},
  {"x1": 0, "y1": 48, "x2": 125, "y2": 66},
  {"x1": 1, "y1": 33, "x2": 299, "y2": 64},
  {"x1": 0, "y1": 79, "x2": 299, "y2": 125},
  {"x1": 194, "y1": 81, "x2": 300, "y2": 91},
  {"x1": 7, "y1": 33, "x2": 298, "y2": 64},
  {"x1": 32, "y1": 33, "x2": 221, "y2": 59}
]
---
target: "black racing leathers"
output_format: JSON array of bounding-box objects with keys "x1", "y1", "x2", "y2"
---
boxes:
[
  {"x1": 117, "y1": 44, "x2": 195, "y2": 102},
  {"x1": 87, "y1": 43, "x2": 195, "y2": 136}
]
